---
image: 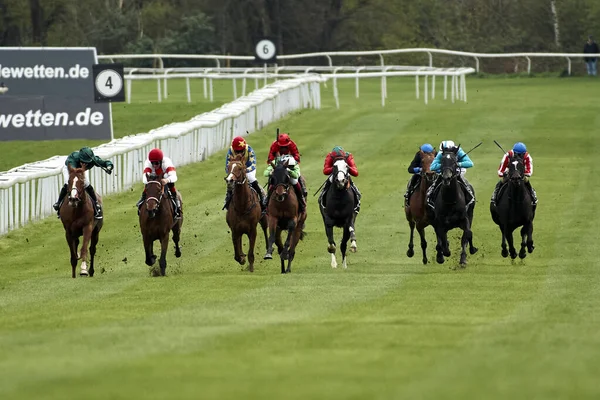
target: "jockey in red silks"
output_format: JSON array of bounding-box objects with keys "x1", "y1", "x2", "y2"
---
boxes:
[
  {"x1": 223, "y1": 136, "x2": 266, "y2": 212},
  {"x1": 491, "y1": 141, "x2": 537, "y2": 210},
  {"x1": 136, "y1": 148, "x2": 182, "y2": 219},
  {"x1": 266, "y1": 132, "x2": 307, "y2": 200},
  {"x1": 319, "y1": 146, "x2": 361, "y2": 214}
]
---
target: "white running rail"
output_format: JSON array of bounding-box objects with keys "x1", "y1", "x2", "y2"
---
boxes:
[{"x1": 0, "y1": 76, "x2": 323, "y2": 235}]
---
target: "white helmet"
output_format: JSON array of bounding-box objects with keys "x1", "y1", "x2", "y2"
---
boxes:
[
  {"x1": 280, "y1": 154, "x2": 296, "y2": 166},
  {"x1": 440, "y1": 140, "x2": 456, "y2": 151}
]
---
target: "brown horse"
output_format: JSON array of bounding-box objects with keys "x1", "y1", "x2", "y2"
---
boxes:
[
  {"x1": 139, "y1": 174, "x2": 183, "y2": 276},
  {"x1": 405, "y1": 151, "x2": 437, "y2": 264},
  {"x1": 225, "y1": 155, "x2": 269, "y2": 272},
  {"x1": 264, "y1": 160, "x2": 307, "y2": 274},
  {"x1": 60, "y1": 166, "x2": 103, "y2": 278}
]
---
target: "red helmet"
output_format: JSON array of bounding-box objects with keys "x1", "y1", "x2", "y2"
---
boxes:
[
  {"x1": 148, "y1": 148, "x2": 163, "y2": 162},
  {"x1": 231, "y1": 136, "x2": 247, "y2": 151},
  {"x1": 277, "y1": 133, "x2": 291, "y2": 147}
]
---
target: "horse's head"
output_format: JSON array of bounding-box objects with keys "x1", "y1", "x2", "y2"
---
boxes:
[
  {"x1": 144, "y1": 173, "x2": 164, "y2": 218},
  {"x1": 270, "y1": 159, "x2": 291, "y2": 202},
  {"x1": 67, "y1": 166, "x2": 86, "y2": 207},
  {"x1": 332, "y1": 159, "x2": 349, "y2": 190},
  {"x1": 225, "y1": 154, "x2": 246, "y2": 190},
  {"x1": 420, "y1": 150, "x2": 437, "y2": 185},
  {"x1": 441, "y1": 147, "x2": 460, "y2": 186},
  {"x1": 507, "y1": 153, "x2": 525, "y2": 184}
]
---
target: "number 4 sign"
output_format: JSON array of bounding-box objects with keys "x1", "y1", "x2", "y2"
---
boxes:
[
  {"x1": 92, "y1": 63, "x2": 125, "y2": 103},
  {"x1": 254, "y1": 38, "x2": 277, "y2": 64}
]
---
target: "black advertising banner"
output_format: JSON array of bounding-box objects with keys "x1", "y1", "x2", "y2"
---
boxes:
[{"x1": 0, "y1": 48, "x2": 112, "y2": 141}]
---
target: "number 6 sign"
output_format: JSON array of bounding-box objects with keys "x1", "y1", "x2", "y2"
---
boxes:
[
  {"x1": 92, "y1": 63, "x2": 125, "y2": 103},
  {"x1": 254, "y1": 38, "x2": 277, "y2": 63}
]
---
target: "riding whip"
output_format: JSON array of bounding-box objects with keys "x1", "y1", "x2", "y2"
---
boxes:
[
  {"x1": 276, "y1": 127, "x2": 279, "y2": 142},
  {"x1": 313, "y1": 175, "x2": 332, "y2": 196},
  {"x1": 493, "y1": 140, "x2": 508, "y2": 155},
  {"x1": 458, "y1": 141, "x2": 483, "y2": 160}
]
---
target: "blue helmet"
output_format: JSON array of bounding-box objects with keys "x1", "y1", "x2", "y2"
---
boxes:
[
  {"x1": 513, "y1": 142, "x2": 527, "y2": 154},
  {"x1": 420, "y1": 143, "x2": 434, "y2": 153}
]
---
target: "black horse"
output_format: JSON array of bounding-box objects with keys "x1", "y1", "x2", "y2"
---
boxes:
[
  {"x1": 427, "y1": 148, "x2": 478, "y2": 267},
  {"x1": 319, "y1": 159, "x2": 357, "y2": 269},
  {"x1": 490, "y1": 153, "x2": 535, "y2": 259}
]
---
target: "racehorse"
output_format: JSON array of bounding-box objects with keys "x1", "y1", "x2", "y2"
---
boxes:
[
  {"x1": 405, "y1": 150, "x2": 436, "y2": 264},
  {"x1": 264, "y1": 159, "x2": 307, "y2": 274},
  {"x1": 319, "y1": 159, "x2": 357, "y2": 269},
  {"x1": 224, "y1": 154, "x2": 269, "y2": 272},
  {"x1": 428, "y1": 147, "x2": 478, "y2": 267},
  {"x1": 139, "y1": 174, "x2": 183, "y2": 276},
  {"x1": 59, "y1": 166, "x2": 103, "y2": 278},
  {"x1": 490, "y1": 152, "x2": 535, "y2": 259}
]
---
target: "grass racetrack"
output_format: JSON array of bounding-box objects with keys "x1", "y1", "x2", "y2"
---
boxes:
[{"x1": 1, "y1": 76, "x2": 599, "y2": 399}]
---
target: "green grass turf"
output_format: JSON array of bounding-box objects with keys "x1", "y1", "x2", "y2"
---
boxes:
[{"x1": 1, "y1": 76, "x2": 599, "y2": 399}]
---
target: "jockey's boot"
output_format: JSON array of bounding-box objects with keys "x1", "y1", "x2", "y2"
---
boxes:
[
  {"x1": 85, "y1": 185, "x2": 103, "y2": 220},
  {"x1": 319, "y1": 180, "x2": 332, "y2": 208},
  {"x1": 294, "y1": 182, "x2": 306, "y2": 213},
  {"x1": 299, "y1": 177, "x2": 308, "y2": 198},
  {"x1": 351, "y1": 181, "x2": 362, "y2": 214},
  {"x1": 250, "y1": 180, "x2": 266, "y2": 213},
  {"x1": 404, "y1": 174, "x2": 419, "y2": 206},
  {"x1": 525, "y1": 180, "x2": 538, "y2": 212},
  {"x1": 136, "y1": 191, "x2": 146, "y2": 215},
  {"x1": 53, "y1": 184, "x2": 68, "y2": 217},
  {"x1": 490, "y1": 180, "x2": 503, "y2": 206},
  {"x1": 169, "y1": 190, "x2": 182, "y2": 219},
  {"x1": 222, "y1": 188, "x2": 233, "y2": 210}
]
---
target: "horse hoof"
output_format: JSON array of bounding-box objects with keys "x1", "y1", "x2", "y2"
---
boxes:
[
  {"x1": 528, "y1": 244, "x2": 535, "y2": 253},
  {"x1": 248, "y1": 265, "x2": 254, "y2": 273},
  {"x1": 519, "y1": 250, "x2": 526, "y2": 259},
  {"x1": 470, "y1": 247, "x2": 478, "y2": 255},
  {"x1": 510, "y1": 252, "x2": 517, "y2": 260},
  {"x1": 422, "y1": 258, "x2": 428, "y2": 265},
  {"x1": 350, "y1": 241, "x2": 357, "y2": 253},
  {"x1": 459, "y1": 263, "x2": 467, "y2": 269},
  {"x1": 79, "y1": 270, "x2": 89, "y2": 276},
  {"x1": 175, "y1": 249, "x2": 182, "y2": 258},
  {"x1": 443, "y1": 250, "x2": 451, "y2": 257},
  {"x1": 407, "y1": 248, "x2": 414, "y2": 258},
  {"x1": 501, "y1": 249, "x2": 509, "y2": 258},
  {"x1": 436, "y1": 255, "x2": 445, "y2": 264},
  {"x1": 327, "y1": 245, "x2": 336, "y2": 254},
  {"x1": 264, "y1": 253, "x2": 273, "y2": 260}
]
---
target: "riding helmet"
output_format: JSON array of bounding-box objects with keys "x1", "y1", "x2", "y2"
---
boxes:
[
  {"x1": 332, "y1": 146, "x2": 345, "y2": 158},
  {"x1": 420, "y1": 143, "x2": 434, "y2": 153},
  {"x1": 148, "y1": 148, "x2": 164, "y2": 162},
  {"x1": 439, "y1": 140, "x2": 455, "y2": 151},
  {"x1": 78, "y1": 147, "x2": 95, "y2": 164},
  {"x1": 512, "y1": 142, "x2": 527, "y2": 154},
  {"x1": 277, "y1": 133, "x2": 291, "y2": 147},
  {"x1": 231, "y1": 136, "x2": 247, "y2": 152}
]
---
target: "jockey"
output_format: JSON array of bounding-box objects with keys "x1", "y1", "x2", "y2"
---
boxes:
[
  {"x1": 428, "y1": 140, "x2": 475, "y2": 208},
  {"x1": 491, "y1": 142, "x2": 537, "y2": 209},
  {"x1": 264, "y1": 154, "x2": 306, "y2": 213},
  {"x1": 320, "y1": 146, "x2": 361, "y2": 213},
  {"x1": 53, "y1": 146, "x2": 113, "y2": 219},
  {"x1": 224, "y1": 136, "x2": 266, "y2": 212},
  {"x1": 137, "y1": 148, "x2": 181, "y2": 219},
  {"x1": 267, "y1": 132, "x2": 307, "y2": 197},
  {"x1": 404, "y1": 143, "x2": 437, "y2": 206}
]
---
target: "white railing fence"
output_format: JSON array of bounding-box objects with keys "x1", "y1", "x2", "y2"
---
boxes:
[{"x1": 0, "y1": 76, "x2": 323, "y2": 235}]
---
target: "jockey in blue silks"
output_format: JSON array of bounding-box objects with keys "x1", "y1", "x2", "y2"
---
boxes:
[{"x1": 428, "y1": 140, "x2": 475, "y2": 208}]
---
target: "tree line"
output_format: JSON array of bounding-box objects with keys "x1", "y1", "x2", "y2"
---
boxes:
[{"x1": 1, "y1": 0, "x2": 599, "y2": 70}]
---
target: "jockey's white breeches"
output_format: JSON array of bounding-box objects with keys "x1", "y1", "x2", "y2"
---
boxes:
[
  {"x1": 246, "y1": 169, "x2": 257, "y2": 184},
  {"x1": 62, "y1": 166, "x2": 90, "y2": 188}
]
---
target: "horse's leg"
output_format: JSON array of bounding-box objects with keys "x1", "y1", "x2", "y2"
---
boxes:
[
  {"x1": 459, "y1": 220, "x2": 472, "y2": 268},
  {"x1": 416, "y1": 223, "x2": 428, "y2": 265},
  {"x1": 265, "y1": 216, "x2": 277, "y2": 260},
  {"x1": 259, "y1": 214, "x2": 270, "y2": 259},
  {"x1": 89, "y1": 227, "x2": 99, "y2": 277},
  {"x1": 505, "y1": 226, "x2": 517, "y2": 259},
  {"x1": 231, "y1": 231, "x2": 245, "y2": 266},
  {"x1": 407, "y1": 220, "x2": 416, "y2": 258},
  {"x1": 248, "y1": 226, "x2": 257, "y2": 272},
  {"x1": 468, "y1": 208, "x2": 478, "y2": 255},
  {"x1": 79, "y1": 225, "x2": 93, "y2": 276},
  {"x1": 323, "y1": 217, "x2": 337, "y2": 268},
  {"x1": 282, "y1": 220, "x2": 296, "y2": 273},
  {"x1": 340, "y1": 224, "x2": 351, "y2": 269},
  {"x1": 349, "y1": 212, "x2": 357, "y2": 253},
  {"x1": 66, "y1": 233, "x2": 78, "y2": 278},
  {"x1": 144, "y1": 235, "x2": 156, "y2": 266},
  {"x1": 172, "y1": 221, "x2": 182, "y2": 258},
  {"x1": 526, "y1": 220, "x2": 535, "y2": 254},
  {"x1": 518, "y1": 224, "x2": 528, "y2": 259},
  {"x1": 500, "y1": 224, "x2": 508, "y2": 258},
  {"x1": 159, "y1": 234, "x2": 169, "y2": 276},
  {"x1": 286, "y1": 220, "x2": 305, "y2": 274},
  {"x1": 435, "y1": 226, "x2": 445, "y2": 264}
]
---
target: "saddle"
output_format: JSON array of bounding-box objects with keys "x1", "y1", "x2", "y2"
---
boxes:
[{"x1": 426, "y1": 179, "x2": 475, "y2": 211}]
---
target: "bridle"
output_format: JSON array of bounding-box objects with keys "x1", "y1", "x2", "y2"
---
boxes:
[{"x1": 145, "y1": 180, "x2": 164, "y2": 212}]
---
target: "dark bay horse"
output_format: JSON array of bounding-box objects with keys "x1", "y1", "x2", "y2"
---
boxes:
[
  {"x1": 60, "y1": 166, "x2": 103, "y2": 278},
  {"x1": 320, "y1": 159, "x2": 357, "y2": 269},
  {"x1": 264, "y1": 159, "x2": 307, "y2": 274},
  {"x1": 490, "y1": 153, "x2": 535, "y2": 259},
  {"x1": 225, "y1": 155, "x2": 269, "y2": 272},
  {"x1": 405, "y1": 151, "x2": 436, "y2": 264},
  {"x1": 428, "y1": 148, "x2": 478, "y2": 267},
  {"x1": 139, "y1": 174, "x2": 183, "y2": 276}
]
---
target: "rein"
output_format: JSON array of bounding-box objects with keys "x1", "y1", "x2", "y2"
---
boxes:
[{"x1": 145, "y1": 181, "x2": 164, "y2": 210}]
